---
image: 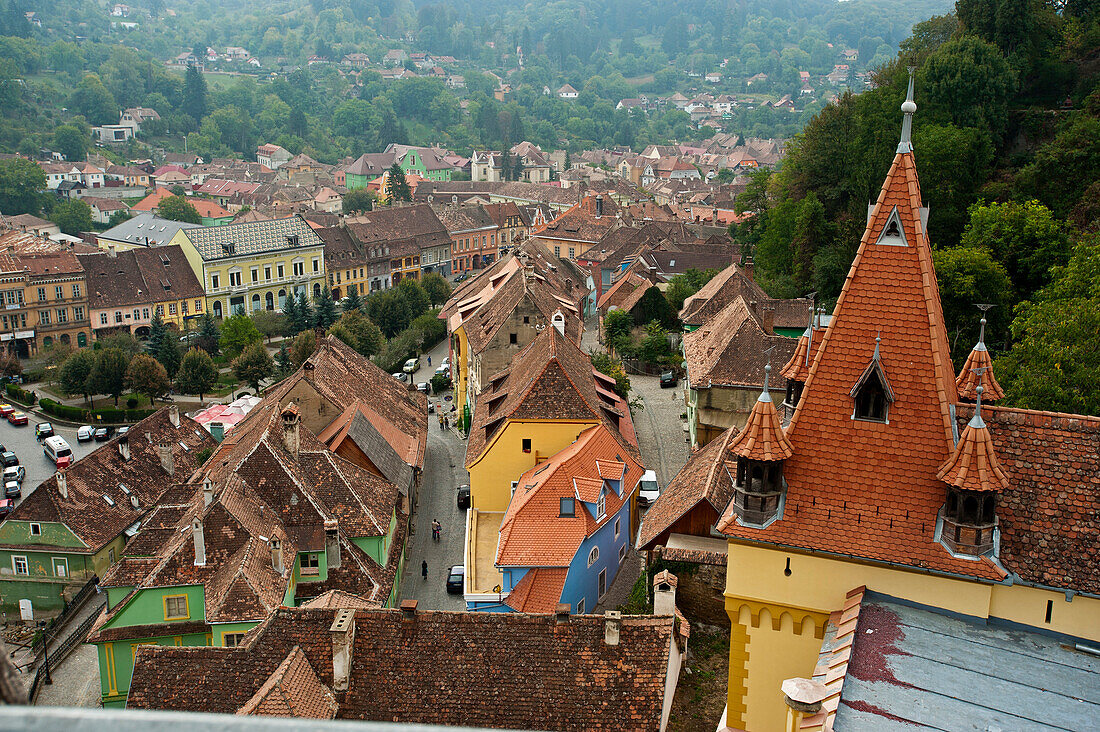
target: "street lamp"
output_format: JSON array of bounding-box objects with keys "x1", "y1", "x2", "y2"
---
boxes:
[{"x1": 35, "y1": 620, "x2": 51, "y2": 685}]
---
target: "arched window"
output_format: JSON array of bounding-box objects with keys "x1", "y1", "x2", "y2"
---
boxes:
[
  {"x1": 265, "y1": 292, "x2": 274, "y2": 311},
  {"x1": 251, "y1": 294, "x2": 261, "y2": 312},
  {"x1": 43, "y1": 336, "x2": 52, "y2": 347},
  {"x1": 212, "y1": 301, "x2": 223, "y2": 319},
  {"x1": 76, "y1": 332, "x2": 87, "y2": 347},
  {"x1": 59, "y1": 334, "x2": 70, "y2": 345},
  {"x1": 278, "y1": 290, "x2": 287, "y2": 309},
  {"x1": 587, "y1": 546, "x2": 599, "y2": 567},
  {"x1": 313, "y1": 283, "x2": 321, "y2": 298}
]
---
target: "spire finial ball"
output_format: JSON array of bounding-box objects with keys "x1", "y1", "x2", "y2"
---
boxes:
[{"x1": 901, "y1": 99, "x2": 917, "y2": 114}]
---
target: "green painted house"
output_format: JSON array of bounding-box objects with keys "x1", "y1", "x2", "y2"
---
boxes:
[
  {"x1": 387, "y1": 144, "x2": 457, "y2": 182},
  {"x1": 90, "y1": 337, "x2": 423, "y2": 707},
  {"x1": 0, "y1": 406, "x2": 214, "y2": 615},
  {"x1": 344, "y1": 152, "x2": 396, "y2": 190}
]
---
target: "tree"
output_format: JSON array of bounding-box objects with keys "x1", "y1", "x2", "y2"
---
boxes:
[
  {"x1": 194, "y1": 312, "x2": 220, "y2": 356},
  {"x1": 273, "y1": 342, "x2": 292, "y2": 377},
  {"x1": 96, "y1": 332, "x2": 142, "y2": 359},
  {"x1": 330, "y1": 309, "x2": 384, "y2": 357},
  {"x1": 638, "y1": 320, "x2": 673, "y2": 365},
  {"x1": 790, "y1": 192, "x2": 833, "y2": 292},
  {"x1": 289, "y1": 329, "x2": 317, "y2": 366},
  {"x1": 108, "y1": 209, "x2": 132, "y2": 227},
  {"x1": 71, "y1": 74, "x2": 117, "y2": 125},
  {"x1": 89, "y1": 348, "x2": 131, "y2": 406},
  {"x1": 158, "y1": 195, "x2": 202, "y2": 224},
  {"x1": 631, "y1": 286, "x2": 679, "y2": 330},
  {"x1": 232, "y1": 342, "x2": 274, "y2": 394},
  {"x1": 995, "y1": 236, "x2": 1100, "y2": 414},
  {"x1": 0, "y1": 158, "x2": 47, "y2": 215},
  {"x1": 341, "y1": 287, "x2": 363, "y2": 313},
  {"x1": 919, "y1": 37, "x2": 1016, "y2": 142},
  {"x1": 292, "y1": 291, "x2": 313, "y2": 334},
  {"x1": 146, "y1": 312, "x2": 175, "y2": 369},
  {"x1": 219, "y1": 312, "x2": 263, "y2": 359},
  {"x1": 50, "y1": 199, "x2": 94, "y2": 236},
  {"x1": 313, "y1": 287, "x2": 338, "y2": 329},
  {"x1": 386, "y1": 163, "x2": 412, "y2": 203},
  {"x1": 342, "y1": 187, "x2": 376, "y2": 214},
  {"x1": 366, "y1": 289, "x2": 411, "y2": 337},
  {"x1": 53, "y1": 125, "x2": 88, "y2": 163},
  {"x1": 183, "y1": 64, "x2": 208, "y2": 122},
  {"x1": 125, "y1": 354, "x2": 170, "y2": 407},
  {"x1": 0, "y1": 352, "x2": 21, "y2": 379},
  {"x1": 932, "y1": 246, "x2": 1014, "y2": 363},
  {"x1": 960, "y1": 200, "x2": 1069, "y2": 298},
  {"x1": 250, "y1": 310, "x2": 286, "y2": 342},
  {"x1": 421, "y1": 272, "x2": 451, "y2": 306},
  {"x1": 282, "y1": 293, "x2": 301, "y2": 335},
  {"x1": 397, "y1": 279, "x2": 430, "y2": 319},
  {"x1": 58, "y1": 349, "x2": 97, "y2": 403},
  {"x1": 175, "y1": 348, "x2": 218, "y2": 400},
  {"x1": 665, "y1": 268, "x2": 719, "y2": 312},
  {"x1": 603, "y1": 309, "x2": 633, "y2": 356},
  {"x1": 591, "y1": 350, "x2": 630, "y2": 398}
]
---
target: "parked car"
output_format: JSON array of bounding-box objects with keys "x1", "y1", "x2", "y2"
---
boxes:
[
  {"x1": 117, "y1": 426, "x2": 130, "y2": 438},
  {"x1": 0, "y1": 498, "x2": 13, "y2": 518},
  {"x1": 4, "y1": 481, "x2": 19, "y2": 499},
  {"x1": 445, "y1": 565, "x2": 465, "y2": 594},
  {"x1": 659, "y1": 371, "x2": 678, "y2": 388},
  {"x1": 392, "y1": 372, "x2": 409, "y2": 383},
  {"x1": 7, "y1": 411, "x2": 28, "y2": 426},
  {"x1": 638, "y1": 469, "x2": 661, "y2": 507},
  {"x1": 457, "y1": 484, "x2": 470, "y2": 510},
  {"x1": 94, "y1": 427, "x2": 112, "y2": 442},
  {"x1": 454, "y1": 273, "x2": 468, "y2": 283},
  {"x1": 3, "y1": 466, "x2": 24, "y2": 485},
  {"x1": 0, "y1": 404, "x2": 14, "y2": 418},
  {"x1": 35, "y1": 423, "x2": 54, "y2": 441},
  {"x1": 403, "y1": 357, "x2": 421, "y2": 373},
  {"x1": 77, "y1": 425, "x2": 95, "y2": 442},
  {"x1": 416, "y1": 382, "x2": 430, "y2": 394},
  {"x1": 434, "y1": 364, "x2": 449, "y2": 377},
  {"x1": 440, "y1": 357, "x2": 450, "y2": 370},
  {"x1": 0, "y1": 452, "x2": 18, "y2": 468},
  {"x1": 43, "y1": 436, "x2": 72, "y2": 468}
]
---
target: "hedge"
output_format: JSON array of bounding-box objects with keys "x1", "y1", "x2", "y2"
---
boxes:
[
  {"x1": 38, "y1": 398, "x2": 156, "y2": 424},
  {"x1": 5, "y1": 383, "x2": 36, "y2": 406}
]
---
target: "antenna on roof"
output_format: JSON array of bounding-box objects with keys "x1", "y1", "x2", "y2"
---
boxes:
[
  {"x1": 803, "y1": 292, "x2": 817, "y2": 369},
  {"x1": 898, "y1": 67, "x2": 916, "y2": 154}
]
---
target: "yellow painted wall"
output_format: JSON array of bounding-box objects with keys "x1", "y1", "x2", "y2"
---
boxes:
[
  {"x1": 468, "y1": 419, "x2": 598, "y2": 511},
  {"x1": 453, "y1": 328, "x2": 470, "y2": 419},
  {"x1": 93, "y1": 535, "x2": 127, "y2": 578},
  {"x1": 723, "y1": 540, "x2": 1100, "y2": 730}
]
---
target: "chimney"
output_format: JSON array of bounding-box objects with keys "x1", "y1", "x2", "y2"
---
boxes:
[
  {"x1": 202, "y1": 477, "x2": 214, "y2": 507},
  {"x1": 329, "y1": 609, "x2": 356, "y2": 693},
  {"x1": 762, "y1": 305, "x2": 775, "y2": 335},
  {"x1": 168, "y1": 404, "x2": 180, "y2": 428},
  {"x1": 56, "y1": 470, "x2": 67, "y2": 500},
  {"x1": 107, "y1": 244, "x2": 116, "y2": 258},
  {"x1": 158, "y1": 444, "x2": 174, "y2": 476},
  {"x1": 209, "y1": 421, "x2": 225, "y2": 442},
  {"x1": 743, "y1": 256, "x2": 754, "y2": 282},
  {"x1": 281, "y1": 403, "x2": 300, "y2": 459},
  {"x1": 595, "y1": 195, "x2": 603, "y2": 217},
  {"x1": 555, "y1": 602, "x2": 571, "y2": 624},
  {"x1": 325, "y1": 518, "x2": 341, "y2": 569},
  {"x1": 400, "y1": 598, "x2": 418, "y2": 618},
  {"x1": 653, "y1": 570, "x2": 678, "y2": 616},
  {"x1": 781, "y1": 678, "x2": 828, "y2": 732},
  {"x1": 551, "y1": 309, "x2": 565, "y2": 337},
  {"x1": 192, "y1": 517, "x2": 205, "y2": 566},
  {"x1": 270, "y1": 538, "x2": 284, "y2": 575},
  {"x1": 118, "y1": 434, "x2": 131, "y2": 461},
  {"x1": 604, "y1": 610, "x2": 622, "y2": 646}
]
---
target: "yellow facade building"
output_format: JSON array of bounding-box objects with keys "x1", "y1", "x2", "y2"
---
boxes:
[{"x1": 168, "y1": 215, "x2": 328, "y2": 318}]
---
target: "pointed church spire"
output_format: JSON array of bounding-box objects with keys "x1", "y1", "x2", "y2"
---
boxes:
[
  {"x1": 897, "y1": 67, "x2": 916, "y2": 154},
  {"x1": 956, "y1": 307, "x2": 1005, "y2": 402}
]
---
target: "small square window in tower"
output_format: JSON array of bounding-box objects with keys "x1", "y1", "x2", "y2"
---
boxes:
[{"x1": 850, "y1": 336, "x2": 895, "y2": 423}]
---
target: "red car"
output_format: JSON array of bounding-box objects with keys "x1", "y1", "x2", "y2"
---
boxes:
[
  {"x1": 0, "y1": 404, "x2": 13, "y2": 418},
  {"x1": 6, "y1": 411, "x2": 28, "y2": 426},
  {"x1": 0, "y1": 498, "x2": 13, "y2": 519}
]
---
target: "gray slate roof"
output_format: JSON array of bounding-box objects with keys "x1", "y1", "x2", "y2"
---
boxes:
[
  {"x1": 182, "y1": 214, "x2": 323, "y2": 261},
  {"x1": 99, "y1": 212, "x2": 200, "y2": 248}
]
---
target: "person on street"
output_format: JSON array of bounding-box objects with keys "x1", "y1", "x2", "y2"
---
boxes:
[
  {"x1": 432, "y1": 519, "x2": 442, "y2": 541},
  {"x1": 428, "y1": 355, "x2": 432, "y2": 366},
  {"x1": 422, "y1": 560, "x2": 428, "y2": 580}
]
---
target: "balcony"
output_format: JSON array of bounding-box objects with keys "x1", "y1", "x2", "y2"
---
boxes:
[{"x1": 940, "y1": 512, "x2": 997, "y2": 557}]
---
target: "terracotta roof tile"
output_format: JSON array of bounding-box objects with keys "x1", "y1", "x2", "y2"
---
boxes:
[
  {"x1": 955, "y1": 343, "x2": 1004, "y2": 401},
  {"x1": 728, "y1": 377, "x2": 794, "y2": 462},
  {"x1": 683, "y1": 295, "x2": 796, "y2": 390},
  {"x1": 236, "y1": 645, "x2": 337, "y2": 718},
  {"x1": 503, "y1": 567, "x2": 569, "y2": 612},
  {"x1": 936, "y1": 409, "x2": 1009, "y2": 493}
]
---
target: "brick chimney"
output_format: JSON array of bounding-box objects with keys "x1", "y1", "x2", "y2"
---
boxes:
[
  {"x1": 56, "y1": 470, "x2": 67, "y2": 500},
  {"x1": 325, "y1": 518, "x2": 341, "y2": 569},
  {"x1": 653, "y1": 570, "x2": 678, "y2": 616},
  {"x1": 604, "y1": 610, "x2": 622, "y2": 647},
  {"x1": 762, "y1": 305, "x2": 775, "y2": 335},
  {"x1": 400, "y1": 599, "x2": 417, "y2": 619},
  {"x1": 158, "y1": 444, "x2": 174, "y2": 476},
  {"x1": 281, "y1": 403, "x2": 300, "y2": 459},
  {"x1": 743, "y1": 256, "x2": 754, "y2": 282},
  {"x1": 168, "y1": 404, "x2": 180, "y2": 428},
  {"x1": 330, "y1": 609, "x2": 356, "y2": 693},
  {"x1": 192, "y1": 517, "x2": 205, "y2": 566},
  {"x1": 118, "y1": 434, "x2": 131, "y2": 461},
  {"x1": 555, "y1": 602, "x2": 570, "y2": 624}
]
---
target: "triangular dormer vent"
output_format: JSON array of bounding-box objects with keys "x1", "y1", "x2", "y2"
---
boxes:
[{"x1": 875, "y1": 206, "x2": 907, "y2": 247}]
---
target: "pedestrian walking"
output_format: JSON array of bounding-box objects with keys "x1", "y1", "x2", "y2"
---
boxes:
[
  {"x1": 428, "y1": 355, "x2": 432, "y2": 366},
  {"x1": 438, "y1": 414, "x2": 445, "y2": 430},
  {"x1": 422, "y1": 560, "x2": 428, "y2": 580},
  {"x1": 432, "y1": 519, "x2": 442, "y2": 541}
]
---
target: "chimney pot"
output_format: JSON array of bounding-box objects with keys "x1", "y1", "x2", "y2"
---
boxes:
[
  {"x1": 762, "y1": 306, "x2": 775, "y2": 335},
  {"x1": 270, "y1": 537, "x2": 284, "y2": 575},
  {"x1": 192, "y1": 517, "x2": 206, "y2": 566},
  {"x1": 325, "y1": 518, "x2": 341, "y2": 569},
  {"x1": 118, "y1": 435, "x2": 131, "y2": 461},
  {"x1": 168, "y1": 404, "x2": 180, "y2": 428},
  {"x1": 202, "y1": 477, "x2": 214, "y2": 507},
  {"x1": 281, "y1": 403, "x2": 301, "y2": 459},
  {"x1": 653, "y1": 570, "x2": 678, "y2": 616},
  {"x1": 329, "y1": 609, "x2": 356, "y2": 693},
  {"x1": 400, "y1": 599, "x2": 418, "y2": 617},
  {"x1": 56, "y1": 470, "x2": 68, "y2": 499},
  {"x1": 555, "y1": 603, "x2": 570, "y2": 623},
  {"x1": 604, "y1": 610, "x2": 622, "y2": 646}
]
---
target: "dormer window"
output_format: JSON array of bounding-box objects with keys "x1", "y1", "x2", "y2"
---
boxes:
[
  {"x1": 596, "y1": 490, "x2": 605, "y2": 520},
  {"x1": 850, "y1": 339, "x2": 895, "y2": 423},
  {"x1": 874, "y1": 206, "x2": 908, "y2": 246}
]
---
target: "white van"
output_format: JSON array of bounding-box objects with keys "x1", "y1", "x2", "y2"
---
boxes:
[
  {"x1": 43, "y1": 436, "x2": 73, "y2": 467},
  {"x1": 638, "y1": 469, "x2": 661, "y2": 507}
]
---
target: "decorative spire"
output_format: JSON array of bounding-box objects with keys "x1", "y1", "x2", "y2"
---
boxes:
[
  {"x1": 760, "y1": 363, "x2": 772, "y2": 403},
  {"x1": 956, "y1": 306, "x2": 1004, "y2": 402},
  {"x1": 872, "y1": 332, "x2": 882, "y2": 361},
  {"x1": 897, "y1": 67, "x2": 916, "y2": 154},
  {"x1": 936, "y1": 380, "x2": 1009, "y2": 494},
  {"x1": 970, "y1": 383, "x2": 986, "y2": 428}
]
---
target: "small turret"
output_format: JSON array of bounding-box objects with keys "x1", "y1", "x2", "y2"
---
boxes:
[
  {"x1": 956, "y1": 312, "x2": 1004, "y2": 402},
  {"x1": 727, "y1": 364, "x2": 794, "y2": 526}
]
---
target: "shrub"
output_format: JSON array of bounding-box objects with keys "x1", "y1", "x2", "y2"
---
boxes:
[
  {"x1": 39, "y1": 398, "x2": 85, "y2": 421},
  {"x1": 430, "y1": 372, "x2": 451, "y2": 394},
  {"x1": 5, "y1": 384, "x2": 37, "y2": 405},
  {"x1": 126, "y1": 397, "x2": 139, "y2": 409}
]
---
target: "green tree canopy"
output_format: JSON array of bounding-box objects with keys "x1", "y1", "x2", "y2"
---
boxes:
[
  {"x1": 420, "y1": 272, "x2": 452, "y2": 306},
  {"x1": 175, "y1": 348, "x2": 218, "y2": 400},
  {"x1": 70, "y1": 73, "x2": 117, "y2": 125},
  {"x1": 158, "y1": 195, "x2": 202, "y2": 224},
  {"x1": 0, "y1": 158, "x2": 47, "y2": 216},
  {"x1": 125, "y1": 354, "x2": 170, "y2": 407},
  {"x1": 960, "y1": 199, "x2": 1069, "y2": 298},
  {"x1": 194, "y1": 312, "x2": 220, "y2": 356},
  {"x1": 58, "y1": 348, "x2": 97, "y2": 403},
  {"x1": 89, "y1": 347, "x2": 131, "y2": 406},
  {"x1": 232, "y1": 341, "x2": 274, "y2": 394},
  {"x1": 50, "y1": 199, "x2": 93, "y2": 236},
  {"x1": 386, "y1": 163, "x2": 412, "y2": 203},
  {"x1": 932, "y1": 246, "x2": 1014, "y2": 363},
  {"x1": 342, "y1": 187, "x2": 376, "y2": 214},
  {"x1": 312, "y1": 287, "x2": 339, "y2": 329},
  {"x1": 53, "y1": 124, "x2": 88, "y2": 163},
  {"x1": 219, "y1": 312, "x2": 263, "y2": 359}
]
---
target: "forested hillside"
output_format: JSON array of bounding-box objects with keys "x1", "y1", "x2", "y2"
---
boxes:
[{"x1": 733, "y1": 0, "x2": 1100, "y2": 414}]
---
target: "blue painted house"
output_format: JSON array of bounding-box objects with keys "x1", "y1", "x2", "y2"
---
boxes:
[{"x1": 469, "y1": 424, "x2": 643, "y2": 613}]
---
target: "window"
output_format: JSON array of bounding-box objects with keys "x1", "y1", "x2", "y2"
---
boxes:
[
  {"x1": 587, "y1": 546, "x2": 599, "y2": 567},
  {"x1": 251, "y1": 267, "x2": 259, "y2": 283},
  {"x1": 277, "y1": 264, "x2": 285, "y2": 279},
  {"x1": 37, "y1": 287, "x2": 46, "y2": 302},
  {"x1": 522, "y1": 438, "x2": 531, "y2": 453},
  {"x1": 312, "y1": 257, "x2": 320, "y2": 273},
  {"x1": 228, "y1": 271, "x2": 242, "y2": 287},
  {"x1": 619, "y1": 543, "x2": 627, "y2": 564},
  {"x1": 39, "y1": 310, "x2": 50, "y2": 325},
  {"x1": 598, "y1": 568, "x2": 607, "y2": 598},
  {"x1": 12, "y1": 556, "x2": 28, "y2": 575},
  {"x1": 301, "y1": 552, "x2": 320, "y2": 574},
  {"x1": 164, "y1": 594, "x2": 189, "y2": 620},
  {"x1": 56, "y1": 309, "x2": 67, "y2": 323},
  {"x1": 155, "y1": 305, "x2": 164, "y2": 317},
  {"x1": 142, "y1": 308, "x2": 150, "y2": 320},
  {"x1": 853, "y1": 368, "x2": 891, "y2": 422},
  {"x1": 108, "y1": 547, "x2": 115, "y2": 563},
  {"x1": 577, "y1": 598, "x2": 585, "y2": 614},
  {"x1": 133, "y1": 308, "x2": 140, "y2": 321},
  {"x1": 99, "y1": 313, "x2": 108, "y2": 325},
  {"x1": 195, "y1": 300, "x2": 203, "y2": 312},
  {"x1": 523, "y1": 316, "x2": 530, "y2": 324},
  {"x1": 614, "y1": 517, "x2": 621, "y2": 540},
  {"x1": 293, "y1": 261, "x2": 304, "y2": 277},
  {"x1": 554, "y1": 246, "x2": 561, "y2": 257},
  {"x1": 264, "y1": 266, "x2": 271, "y2": 281},
  {"x1": 30, "y1": 523, "x2": 41, "y2": 536},
  {"x1": 168, "y1": 303, "x2": 177, "y2": 315},
  {"x1": 560, "y1": 497, "x2": 575, "y2": 517},
  {"x1": 568, "y1": 247, "x2": 575, "y2": 258},
  {"x1": 596, "y1": 491, "x2": 606, "y2": 520},
  {"x1": 72, "y1": 284, "x2": 81, "y2": 298},
  {"x1": 55, "y1": 286, "x2": 63, "y2": 300},
  {"x1": 52, "y1": 557, "x2": 67, "y2": 577},
  {"x1": 211, "y1": 274, "x2": 220, "y2": 290},
  {"x1": 509, "y1": 332, "x2": 517, "y2": 345},
  {"x1": 223, "y1": 632, "x2": 246, "y2": 648},
  {"x1": 181, "y1": 301, "x2": 188, "y2": 315}
]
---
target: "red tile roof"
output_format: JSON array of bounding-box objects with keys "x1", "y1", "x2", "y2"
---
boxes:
[
  {"x1": 503, "y1": 567, "x2": 569, "y2": 612},
  {"x1": 718, "y1": 146, "x2": 1004, "y2": 582},
  {"x1": 727, "y1": 373, "x2": 793, "y2": 462},
  {"x1": 955, "y1": 342, "x2": 1004, "y2": 401},
  {"x1": 235, "y1": 645, "x2": 337, "y2": 718},
  {"x1": 936, "y1": 407, "x2": 1009, "y2": 493},
  {"x1": 780, "y1": 322, "x2": 825, "y2": 383},
  {"x1": 682, "y1": 295, "x2": 795, "y2": 390}
]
